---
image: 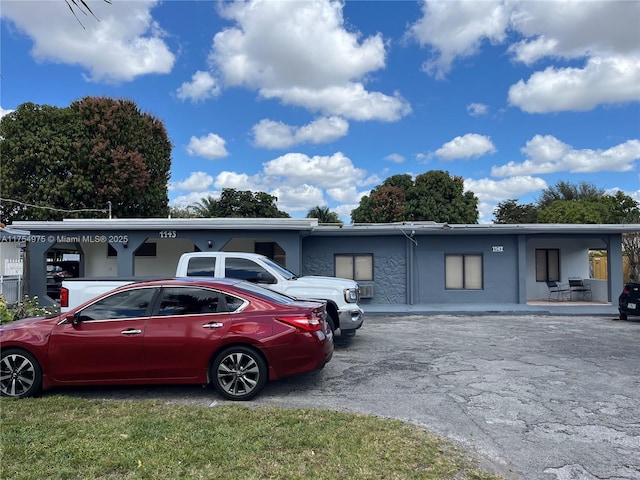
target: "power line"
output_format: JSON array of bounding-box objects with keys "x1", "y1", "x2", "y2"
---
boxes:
[{"x1": 0, "y1": 197, "x2": 109, "y2": 215}]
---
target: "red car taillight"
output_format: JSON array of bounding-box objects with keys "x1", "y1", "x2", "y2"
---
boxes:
[
  {"x1": 276, "y1": 312, "x2": 324, "y2": 332},
  {"x1": 60, "y1": 287, "x2": 69, "y2": 308},
  {"x1": 622, "y1": 286, "x2": 629, "y2": 295}
]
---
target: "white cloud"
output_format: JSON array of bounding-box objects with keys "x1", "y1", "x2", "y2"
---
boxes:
[
  {"x1": 464, "y1": 176, "x2": 548, "y2": 202},
  {"x1": 408, "y1": 1, "x2": 640, "y2": 112},
  {"x1": 467, "y1": 103, "x2": 488, "y2": 117},
  {"x1": 214, "y1": 171, "x2": 262, "y2": 190},
  {"x1": 408, "y1": 0, "x2": 510, "y2": 79},
  {"x1": 507, "y1": 1, "x2": 639, "y2": 61},
  {"x1": 384, "y1": 153, "x2": 405, "y2": 164},
  {"x1": 327, "y1": 185, "x2": 360, "y2": 204},
  {"x1": 508, "y1": 55, "x2": 640, "y2": 113},
  {"x1": 171, "y1": 191, "x2": 219, "y2": 209},
  {"x1": 270, "y1": 185, "x2": 325, "y2": 214},
  {"x1": 262, "y1": 152, "x2": 374, "y2": 191},
  {"x1": 170, "y1": 172, "x2": 214, "y2": 192},
  {"x1": 508, "y1": 37, "x2": 558, "y2": 66},
  {"x1": 0, "y1": 107, "x2": 15, "y2": 119},
  {"x1": 171, "y1": 151, "x2": 379, "y2": 220},
  {"x1": 260, "y1": 84, "x2": 411, "y2": 122},
  {"x1": 252, "y1": 116, "x2": 348, "y2": 149},
  {"x1": 433, "y1": 133, "x2": 496, "y2": 161},
  {"x1": 1, "y1": 0, "x2": 175, "y2": 83},
  {"x1": 416, "y1": 153, "x2": 430, "y2": 163},
  {"x1": 491, "y1": 135, "x2": 640, "y2": 176},
  {"x1": 177, "y1": 71, "x2": 221, "y2": 103},
  {"x1": 464, "y1": 175, "x2": 548, "y2": 222},
  {"x1": 206, "y1": 0, "x2": 410, "y2": 122},
  {"x1": 186, "y1": 133, "x2": 229, "y2": 160}
]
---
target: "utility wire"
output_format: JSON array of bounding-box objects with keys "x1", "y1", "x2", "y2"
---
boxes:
[{"x1": 0, "y1": 197, "x2": 108, "y2": 214}]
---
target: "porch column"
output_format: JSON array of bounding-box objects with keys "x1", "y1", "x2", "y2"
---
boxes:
[
  {"x1": 517, "y1": 234, "x2": 527, "y2": 304},
  {"x1": 607, "y1": 234, "x2": 623, "y2": 303}
]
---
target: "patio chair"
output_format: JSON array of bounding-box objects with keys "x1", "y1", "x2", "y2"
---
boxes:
[
  {"x1": 546, "y1": 280, "x2": 570, "y2": 301},
  {"x1": 568, "y1": 278, "x2": 592, "y2": 301}
]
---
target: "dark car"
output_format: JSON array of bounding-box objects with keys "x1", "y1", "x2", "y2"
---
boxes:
[
  {"x1": 0, "y1": 278, "x2": 333, "y2": 400},
  {"x1": 618, "y1": 282, "x2": 640, "y2": 320}
]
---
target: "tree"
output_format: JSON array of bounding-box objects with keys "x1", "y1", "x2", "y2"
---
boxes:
[
  {"x1": 0, "y1": 97, "x2": 171, "y2": 222},
  {"x1": 493, "y1": 199, "x2": 538, "y2": 224},
  {"x1": 352, "y1": 185, "x2": 407, "y2": 223},
  {"x1": 190, "y1": 189, "x2": 290, "y2": 218},
  {"x1": 169, "y1": 205, "x2": 200, "y2": 218},
  {"x1": 536, "y1": 200, "x2": 604, "y2": 224},
  {"x1": 192, "y1": 196, "x2": 219, "y2": 218},
  {"x1": 493, "y1": 182, "x2": 639, "y2": 225},
  {"x1": 351, "y1": 171, "x2": 479, "y2": 224},
  {"x1": 306, "y1": 206, "x2": 342, "y2": 224},
  {"x1": 537, "y1": 181, "x2": 603, "y2": 208},
  {"x1": 408, "y1": 171, "x2": 478, "y2": 223},
  {"x1": 621, "y1": 210, "x2": 640, "y2": 281}
]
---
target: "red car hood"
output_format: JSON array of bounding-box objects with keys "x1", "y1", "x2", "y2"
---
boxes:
[{"x1": 1, "y1": 315, "x2": 61, "y2": 331}]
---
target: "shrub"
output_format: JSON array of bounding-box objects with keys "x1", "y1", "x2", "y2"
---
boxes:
[{"x1": 0, "y1": 294, "x2": 59, "y2": 324}]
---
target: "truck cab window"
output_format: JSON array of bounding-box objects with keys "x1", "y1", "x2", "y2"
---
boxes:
[
  {"x1": 186, "y1": 257, "x2": 217, "y2": 277},
  {"x1": 224, "y1": 258, "x2": 276, "y2": 284}
]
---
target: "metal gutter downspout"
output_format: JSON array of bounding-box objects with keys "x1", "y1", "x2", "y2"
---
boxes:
[{"x1": 406, "y1": 229, "x2": 417, "y2": 305}]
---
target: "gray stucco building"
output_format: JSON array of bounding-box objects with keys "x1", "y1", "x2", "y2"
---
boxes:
[{"x1": 4, "y1": 218, "x2": 638, "y2": 314}]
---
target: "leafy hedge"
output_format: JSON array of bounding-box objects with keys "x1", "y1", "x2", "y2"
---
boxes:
[{"x1": 0, "y1": 295, "x2": 59, "y2": 324}]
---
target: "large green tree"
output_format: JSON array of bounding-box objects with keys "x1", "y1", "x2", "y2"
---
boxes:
[
  {"x1": 492, "y1": 181, "x2": 640, "y2": 279},
  {"x1": 351, "y1": 171, "x2": 479, "y2": 224},
  {"x1": 0, "y1": 97, "x2": 171, "y2": 222},
  {"x1": 536, "y1": 181, "x2": 603, "y2": 208},
  {"x1": 493, "y1": 181, "x2": 639, "y2": 225},
  {"x1": 191, "y1": 189, "x2": 290, "y2": 218}
]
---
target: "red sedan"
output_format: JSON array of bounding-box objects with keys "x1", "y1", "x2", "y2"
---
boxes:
[{"x1": 0, "y1": 278, "x2": 333, "y2": 400}]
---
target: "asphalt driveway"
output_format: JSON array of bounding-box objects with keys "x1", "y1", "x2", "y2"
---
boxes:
[{"x1": 62, "y1": 313, "x2": 640, "y2": 480}]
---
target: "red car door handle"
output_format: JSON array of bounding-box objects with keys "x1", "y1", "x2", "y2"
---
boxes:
[
  {"x1": 203, "y1": 322, "x2": 223, "y2": 329},
  {"x1": 121, "y1": 329, "x2": 142, "y2": 335}
]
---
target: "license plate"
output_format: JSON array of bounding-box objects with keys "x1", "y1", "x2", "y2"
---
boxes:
[{"x1": 628, "y1": 303, "x2": 636, "y2": 310}]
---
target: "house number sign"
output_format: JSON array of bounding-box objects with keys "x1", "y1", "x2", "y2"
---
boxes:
[{"x1": 492, "y1": 246, "x2": 504, "y2": 252}]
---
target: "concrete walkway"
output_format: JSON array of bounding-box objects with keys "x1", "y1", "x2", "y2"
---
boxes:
[{"x1": 364, "y1": 300, "x2": 620, "y2": 317}]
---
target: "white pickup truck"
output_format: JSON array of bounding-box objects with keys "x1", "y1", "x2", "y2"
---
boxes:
[{"x1": 60, "y1": 252, "x2": 364, "y2": 336}]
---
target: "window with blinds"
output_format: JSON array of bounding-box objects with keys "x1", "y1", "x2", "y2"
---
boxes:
[{"x1": 445, "y1": 254, "x2": 483, "y2": 290}]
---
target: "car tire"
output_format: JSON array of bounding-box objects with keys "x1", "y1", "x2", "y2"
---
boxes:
[
  {"x1": 325, "y1": 316, "x2": 336, "y2": 334},
  {"x1": 619, "y1": 312, "x2": 628, "y2": 321},
  {"x1": 211, "y1": 346, "x2": 267, "y2": 401},
  {"x1": 0, "y1": 349, "x2": 42, "y2": 399}
]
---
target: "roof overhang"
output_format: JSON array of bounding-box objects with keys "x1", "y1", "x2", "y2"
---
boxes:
[
  {"x1": 312, "y1": 222, "x2": 640, "y2": 236},
  {"x1": 8, "y1": 219, "x2": 640, "y2": 236},
  {"x1": 12, "y1": 218, "x2": 318, "y2": 231}
]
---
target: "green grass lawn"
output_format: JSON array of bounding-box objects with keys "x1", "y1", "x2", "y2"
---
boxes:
[{"x1": 1, "y1": 396, "x2": 505, "y2": 479}]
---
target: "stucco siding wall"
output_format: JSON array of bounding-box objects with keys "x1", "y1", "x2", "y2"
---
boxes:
[{"x1": 302, "y1": 235, "x2": 407, "y2": 305}]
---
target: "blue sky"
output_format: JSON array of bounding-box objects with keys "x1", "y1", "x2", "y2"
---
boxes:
[{"x1": 1, "y1": 0, "x2": 639, "y2": 223}]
